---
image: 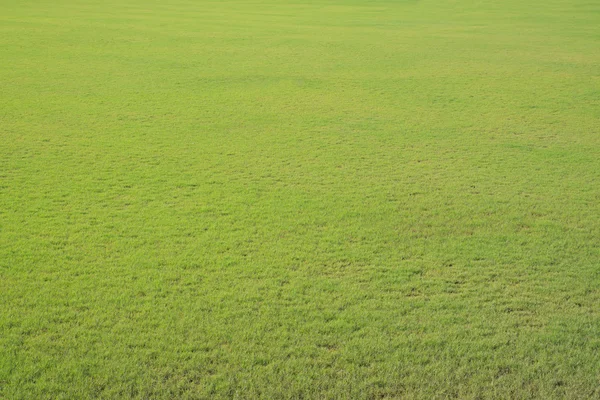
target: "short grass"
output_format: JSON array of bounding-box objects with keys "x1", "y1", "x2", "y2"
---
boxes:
[{"x1": 1, "y1": 0, "x2": 599, "y2": 398}]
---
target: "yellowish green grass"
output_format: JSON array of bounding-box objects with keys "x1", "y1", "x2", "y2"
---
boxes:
[{"x1": 1, "y1": 0, "x2": 599, "y2": 398}]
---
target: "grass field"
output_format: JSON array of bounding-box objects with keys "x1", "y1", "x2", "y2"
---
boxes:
[{"x1": 1, "y1": 0, "x2": 599, "y2": 398}]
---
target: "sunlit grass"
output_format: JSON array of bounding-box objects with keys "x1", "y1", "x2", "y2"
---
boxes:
[{"x1": 1, "y1": 0, "x2": 599, "y2": 398}]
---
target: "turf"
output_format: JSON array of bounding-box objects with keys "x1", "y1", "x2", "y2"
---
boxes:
[{"x1": 1, "y1": 0, "x2": 599, "y2": 398}]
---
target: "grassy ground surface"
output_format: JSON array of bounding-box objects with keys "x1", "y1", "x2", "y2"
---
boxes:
[{"x1": 1, "y1": 0, "x2": 599, "y2": 398}]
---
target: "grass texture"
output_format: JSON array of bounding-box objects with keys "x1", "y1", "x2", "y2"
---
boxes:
[{"x1": 1, "y1": 0, "x2": 599, "y2": 398}]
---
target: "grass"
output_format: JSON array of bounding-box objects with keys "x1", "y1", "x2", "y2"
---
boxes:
[{"x1": 1, "y1": 0, "x2": 599, "y2": 398}]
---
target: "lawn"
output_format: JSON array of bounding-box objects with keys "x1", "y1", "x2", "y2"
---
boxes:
[{"x1": 1, "y1": 0, "x2": 599, "y2": 398}]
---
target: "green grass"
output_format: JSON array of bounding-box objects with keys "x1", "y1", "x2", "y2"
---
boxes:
[{"x1": 1, "y1": 0, "x2": 599, "y2": 398}]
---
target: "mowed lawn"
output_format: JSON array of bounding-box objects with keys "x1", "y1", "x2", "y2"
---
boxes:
[{"x1": 1, "y1": 0, "x2": 599, "y2": 398}]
